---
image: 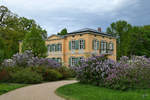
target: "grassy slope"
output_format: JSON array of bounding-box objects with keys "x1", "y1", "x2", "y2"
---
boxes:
[
  {"x1": 56, "y1": 83, "x2": 150, "y2": 100},
  {"x1": 0, "y1": 83, "x2": 26, "y2": 95}
]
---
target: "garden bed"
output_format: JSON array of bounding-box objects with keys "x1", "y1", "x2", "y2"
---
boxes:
[{"x1": 56, "y1": 83, "x2": 150, "y2": 100}]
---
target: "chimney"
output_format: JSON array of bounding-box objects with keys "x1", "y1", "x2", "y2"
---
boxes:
[{"x1": 98, "y1": 27, "x2": 101, "y2": 32}]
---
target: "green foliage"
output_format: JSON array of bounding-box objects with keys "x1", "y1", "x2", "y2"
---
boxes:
[
  {"x1": 0, "y1": 5, "x2": 47, "y2": 60},
  {"x1": 0, "y1": 37, "x2": 5, "y2": 63},
  {"x1": 43, "y1": 69, "x2": 62, "y2": 81},
  {"x1": 58, "y1": 28, "x2": 68, "y2": 35},
  {"x1": 0, "y1": 69, "x2": 10, "y2": 82},
  {"x1": 56, "y1": 83, "x2": 150, "y2": 100},
  {"x1": 57, "y1": 66, "x2": 75, "y2": 79},
  {"x1": 11, "y1": 68, "x2": 43, "y2": 84},
  {"x1": 107, "y1": 20, "x2": 132, "y2": 59},
  {"x1": 22, "y1": 26, "x2": 47, "y2": 57}
]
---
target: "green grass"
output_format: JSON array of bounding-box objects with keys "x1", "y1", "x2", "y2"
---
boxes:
[
  {"x1": 56, "y1": 83, "x2": 150, "y2": 100},
  {"x1": 0, "y1": 83, "x2": 27, "y2": 95}
]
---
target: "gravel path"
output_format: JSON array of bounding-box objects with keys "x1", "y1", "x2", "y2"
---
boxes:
[{"x1": 0, "y1": 80, "x2": 77, "y2": 100}]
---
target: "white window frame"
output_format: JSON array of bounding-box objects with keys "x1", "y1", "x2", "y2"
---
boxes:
[
  {"x1": 79, "y1": 39, "x2": 84, "y2": 50},
  {"x1": 71, "y1": 57, "x2": 76, "y2": 66},
  {"x1": 71, "y1": 40, "x2": 76, "y2": 50},
  {"x1": 93, "y1": 39, "x2": 98, "y2": 50},
  {"x1": 101, "y1": 41, "x2": 107, "y2": 54},
  {"x1": 58, "y1": 43, "x2": 62, "y2": 51}
]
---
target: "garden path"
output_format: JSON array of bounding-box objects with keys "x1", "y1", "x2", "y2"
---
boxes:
[{"x1": 0, "y1": 80, "x2": 77, "y2": 100}]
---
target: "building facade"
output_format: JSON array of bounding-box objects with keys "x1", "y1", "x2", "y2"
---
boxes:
[{"x1": 46, "y1": 28, "x2": 116, "y2": 66}]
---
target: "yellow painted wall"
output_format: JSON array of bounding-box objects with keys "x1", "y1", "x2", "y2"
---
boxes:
[{"x1": 46, "y1": 33, "x2": 116, "y2": 66}]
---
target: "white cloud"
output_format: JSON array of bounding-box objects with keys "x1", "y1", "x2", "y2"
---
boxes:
[{"x1": 0, "y1": 0, "x2": 148, "y2": 36}]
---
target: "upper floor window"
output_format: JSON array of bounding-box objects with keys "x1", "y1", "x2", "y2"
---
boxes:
[
  {"x1": 48, "y1": 43, "x2": 62, "y2": 52},
  {"x1": 57, "y1": 43, "x2": 62, "y2": 51},
  {"x1": 109, "y1": 42, "x2": 114, "y2": 51},
  {"x1": 71, "y1": 40, "x2": 76, "y2": 50},
  {"x1": 69, "y1": 40, "x2": 85, "y2": 50},
  {"x1": 92, "y1": 39, "x2": 99, "y2": 50},
  {"x1": 79, "y1": 39, "x2": 85, "y2": 50},
  {"x1": 100, "y1": 41, "x2": 107, "y2": 54}
]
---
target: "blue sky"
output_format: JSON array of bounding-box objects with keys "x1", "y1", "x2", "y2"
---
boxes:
[{"x1": 1, "y1": 0, "x2": 150, "y2": 36}]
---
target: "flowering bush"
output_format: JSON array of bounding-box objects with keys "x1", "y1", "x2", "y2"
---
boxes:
[
  {"x1": 74, "y1": 55, "x2": 150, "y2": 90},
  {"x1": 73, "y1": 55, "x2": 116, "y2": 86},
  {"x1": 2, "y1": 50, "x2": 61, "y2": 68},
  {"x1": 27, "y1": 57, "x2": 61, "y2": 68},
  {"x1": 105, "y1": 56, "x2": 150, "y2": 90}
]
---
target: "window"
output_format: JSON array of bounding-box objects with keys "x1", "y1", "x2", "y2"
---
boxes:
[
  {"x1": 71, "y1": 57, "x2": 77, "y2": 66},
  {"x1": 57, "y1": 58, "x2": 62, "y2": 63},
  {"x1": 100, "y1": 41, "x2": 107, "y2": 54},
  {"x1": 58, "y1": 43, "x2": 62, "y2": 51},
  {"x1": 71, "y1": 40, "x2": 76, "y2": 50},
  {"x1": 69, "y1": 57, "x2": 84, "y2": 66},
  {"x1": 79, "y1": 39, "x2": 85, "y2": 49},
  {"x1": 93, "y1": 39, "x2": 99, "y2": 50},
  {"x1": 109, "y1": 42, "x2": 114, "y2": 51}
]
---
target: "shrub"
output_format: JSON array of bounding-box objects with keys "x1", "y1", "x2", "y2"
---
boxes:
[
  {"x1": 43, "y1": 69, "x2": 62, "y2": 81},
  {"x1": 73, "y1": 55, "x2": 116, "y2": 86},
  {"x1": 28, "y1": 58, "x2": 61, "y2": 68},
  {"x1": 2, "y1": 50, "x2": 62, "y2": 69},
  {"x1": 105, "y1": 56, "x2": 150, "y2": 90},
  {"x1": 0, "y1": 69, "x2": 10, "y2": 82},
  {"x1": 11, "y1": 68, "x2": 43, "y2": 84},
  {"x1": 74, "y1": 55, "x2": 150, "y2": 90},
  {"x1": 57, "y1": 66, "x2": 75, "y2": 79}
]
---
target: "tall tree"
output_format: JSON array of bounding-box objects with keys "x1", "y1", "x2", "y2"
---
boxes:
[
  {"x1": 0, "y1": 37, "x2": 5, "y2": 63},
  {"x1": 58, "y1": 28, "x2": 68, "y2": 35},
  {"x1": 22, "y1": 26, "x2": 47, "y2": 57},
  {"x1": 129, "y1": 26, "x2": 150, "y2": 57},
  {"x1": 107, "y1": 20, "x2": 132, "y2": 59},
  {"x1": 0, "y1": 6, "x2": 47, "y2": 59}
]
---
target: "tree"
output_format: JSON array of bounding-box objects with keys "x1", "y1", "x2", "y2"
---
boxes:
[
  {"x1": 129, "y1": 26, "x2": 150, "y2": 57},
  {"x1": 107, "y1": 20, "x2": 132, "y2": 59},
  {"x1": 22, "y1": 26, "x2": 47, "y2": 57},
  {"x1": 0, "y1": 6, "x2": 47, "y2": 59},
  {"x1": 58, "y1": 28, "x2": 67, "y2": 35},
  {"x1": 0, "y1": 37, "x2": 5, "y2": 63}
]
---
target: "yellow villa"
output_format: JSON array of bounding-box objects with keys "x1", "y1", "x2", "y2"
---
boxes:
[{"x1": 46, "y1": 28, "x2": 116, "y2": 66}]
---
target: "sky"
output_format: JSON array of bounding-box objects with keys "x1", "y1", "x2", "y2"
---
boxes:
[{"x1": 1, "y1": 0, "x2": 150, "y2": 36}]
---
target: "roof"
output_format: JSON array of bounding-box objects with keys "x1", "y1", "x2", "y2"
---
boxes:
[
  {"x1": 47, "y1": 28, "x2": 116, "y2": 40},
  {"x1": 66, "y1": 28, "x2": 115, "y2": 38}
]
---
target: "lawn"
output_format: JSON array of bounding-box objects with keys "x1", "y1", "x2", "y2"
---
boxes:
[
  {"x1": 0, "y1": 83, "x2": 26, "y2": 95},
  {"x1": 56, "y1": 83, "x2": 150, "y2": 100}
]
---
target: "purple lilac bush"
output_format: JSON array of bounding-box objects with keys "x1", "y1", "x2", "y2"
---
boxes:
[
  {"x1": 73, "y1": 55, "x2": 116, "y2": 86},
  {"x1": 2, "y1": 50, "x2": 61, "y2": 68},
  {"x1": 74, "y1": 55, "x2": 150, "y2": 90}
]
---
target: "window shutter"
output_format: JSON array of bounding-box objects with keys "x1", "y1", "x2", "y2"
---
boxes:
[
  {"x1": 60, "y1": 44, "x2": 62, "y2": 51},
  {"x1": 92, "y1": 40, "x2": 94, "y2": 50},
  {"x1": 97, "y1": 40, "x2": 99, "y2": 50},
  {"x1": 69, "y1": 41, "x2": 71, "y2": 50},
  {"x1": 75, "y1": 40, "x2": 79, "y2": 49},
  {"x1": 69, "y1": 57, "x2": 71, "y2": 66},
  {"x1": 55, "y1": 44, "x2": 57, "y2": 51},
  {"x1": 60, "y1": 58, "x2": 62, "y2": 63},
  {"x1": 51, "y1": 44, "x2": 54, "y2": 51},
  {"x1": 112, "y1": 43, "x2": 114, "y2": 51},
  {"x1": 100, "y1": 41, "x2": 103, "y2": 50},
  {"x1": 83, "y1": 40, "x2": 85, "y2": 49},
  {"x1": 106, "y1": 42, "x2": 109, "y2": 53}
]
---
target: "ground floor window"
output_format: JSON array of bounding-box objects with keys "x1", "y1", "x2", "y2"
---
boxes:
[
  {"x1": 69, "y1": 57, "x2": 84, "y2": 66},
  {"x1": 51, "y1": 57, "x2": 62, "y2": 63}
]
